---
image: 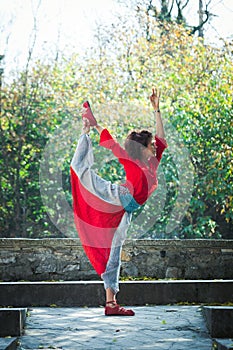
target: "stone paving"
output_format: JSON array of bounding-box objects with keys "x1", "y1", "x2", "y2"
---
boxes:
[{"x1": 17, "y1": 305, "x2": 213, "y2": 350}]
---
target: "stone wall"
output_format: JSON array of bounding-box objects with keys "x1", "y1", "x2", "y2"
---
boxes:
[{"x1": 0, "y1": 238, "x2": 233, "y2": 281}]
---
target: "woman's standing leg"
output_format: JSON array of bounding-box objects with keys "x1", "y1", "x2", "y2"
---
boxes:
[{"x1": 102, "y1": 212, "x2": 135, "y2": 316}]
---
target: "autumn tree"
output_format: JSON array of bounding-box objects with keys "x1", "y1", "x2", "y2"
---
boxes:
[{"x1": 117, "y1": 0, "x2": 215, "y2": 40}]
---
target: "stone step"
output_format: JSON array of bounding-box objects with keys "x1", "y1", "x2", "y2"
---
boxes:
[
  {"x1": 0, "y1": 308, "x2": 27, "y2": 337},
  {"x1": 0, "y1": 337, "x2": 18, "y2": 350},
  {"x1": 203, "y1": 306, "x2": 233, "y2": 338},
  {"x1": 0, "y1": 280, "x2": 232, "y2": 307},
  {"x1": 213, "y1": 339, "x2": 233, "y2": 350}
]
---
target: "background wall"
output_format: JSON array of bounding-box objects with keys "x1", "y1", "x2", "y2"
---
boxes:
[{"x1": 1, "y1": 239, "x2": 233, "y2": 281}]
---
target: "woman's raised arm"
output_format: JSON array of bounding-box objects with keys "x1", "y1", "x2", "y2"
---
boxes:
[{"x1": 149, "y1": 88, "x2": 165, "y2": 139}]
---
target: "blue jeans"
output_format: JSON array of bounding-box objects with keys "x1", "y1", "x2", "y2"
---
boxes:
[{"x1": 101, "y1": 211, "x2": 132, "y2": 295}]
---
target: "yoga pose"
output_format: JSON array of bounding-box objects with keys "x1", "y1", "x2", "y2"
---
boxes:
[{"x1": 70, "y1": 88, "x2": 167, "y2": 316}]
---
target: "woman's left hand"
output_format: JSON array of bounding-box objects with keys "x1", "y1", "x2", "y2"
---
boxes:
[{"x1": 149, "y1": 88, "x2": 160, "y2": 110}]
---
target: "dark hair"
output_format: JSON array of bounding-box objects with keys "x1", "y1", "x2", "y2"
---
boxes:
[{"x1": 124, "y1": 130, "x2": 152, "y2": 161}]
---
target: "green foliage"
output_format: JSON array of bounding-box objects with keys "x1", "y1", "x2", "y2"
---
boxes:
[
  {"x1": 0, "y1": 60, "x2": 83, "y2": 237},
  {"x1": 0, "y1": 23, "x2": 232, "y2": 239}
]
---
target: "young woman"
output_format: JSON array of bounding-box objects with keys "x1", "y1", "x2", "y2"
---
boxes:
[{"x1": 70, "y1": 88, "x2": 167, "y2": 316}]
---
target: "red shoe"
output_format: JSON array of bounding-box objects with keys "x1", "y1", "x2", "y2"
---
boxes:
[
  {"x1": 105, "y1": 301, "x2": 135, "y2": 316},
  {"x1": 82, "y1": 101, "x2": 97, "y2": 126}
]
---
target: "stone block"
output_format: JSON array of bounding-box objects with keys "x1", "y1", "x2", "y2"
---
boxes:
[
  {"x1": 0, "y1": 337, "x2": 18, "y2": 350},
  {"x1": 203, "y1": 306, "x2": 233, "y2": 338},
  {"x1": 0, "y1": 308, "x2": 27, "y2": 337},
  {"x1": 213, "y1": 339, "x2": 233, "y2": 350},
  {"x1": 165, "y1": 267, "x2": 181, "y2": 279}
]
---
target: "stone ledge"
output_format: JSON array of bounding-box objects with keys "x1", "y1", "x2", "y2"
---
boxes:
[
  {"x1": 0, "y1": 308, "x2": 27, "y2": 337},
  {"x1": 1, "y1": 239, "x2": 233, "y2": 282},
  {"x1": 1, "y1": 238, "x2": 233, "y2": 249},
  {"x1": 203, "y1": 306, "x2": 233, "y2": 338},
  {"x1": 0, "y1": 280, "x2": 232, "y2": 307}
]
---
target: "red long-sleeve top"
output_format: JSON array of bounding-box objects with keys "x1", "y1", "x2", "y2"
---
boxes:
[{"x1": 99, "y1": 129, "x2": 167, "y2": 205}]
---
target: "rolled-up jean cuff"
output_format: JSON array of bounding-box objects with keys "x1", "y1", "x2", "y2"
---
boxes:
[
  {"x1": 102, "y1": 278, "x2": 119, "y2": 295},
  {"x1": 119, "y1": 186, "x2": 140, "y2": 213}
]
